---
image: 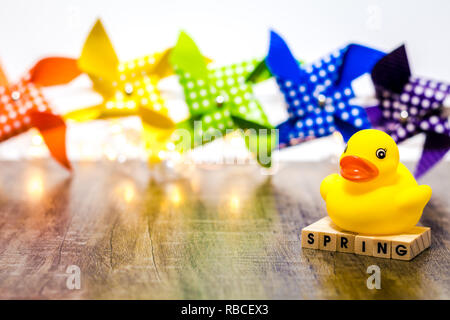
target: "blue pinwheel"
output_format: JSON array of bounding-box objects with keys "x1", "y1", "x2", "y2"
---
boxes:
[{"x1": 265, "y1": 31, "x2": 385, "y2": 147}]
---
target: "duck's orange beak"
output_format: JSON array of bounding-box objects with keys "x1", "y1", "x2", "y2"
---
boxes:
[{"x1": 340, "y1": 155, "x2": 379, "y2": 182}]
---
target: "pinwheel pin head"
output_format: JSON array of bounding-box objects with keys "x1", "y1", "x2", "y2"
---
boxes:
[
  {"x1": 339, "y1": 129, "x2": 399, "y2": 183},
  {"x1": 215, "y1": 95, "x2": 226, "y2": 108},
  {"x1": 317, "y1": 94, "x2": 327, "y2": 107},
  {"x1": 102, "y1": 75, "x2": 164, "y2": 113}
]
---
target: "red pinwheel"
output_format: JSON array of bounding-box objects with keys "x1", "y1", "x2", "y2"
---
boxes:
[{"x1": 0, "y1": 58, "x2": 80, "y2": 169}]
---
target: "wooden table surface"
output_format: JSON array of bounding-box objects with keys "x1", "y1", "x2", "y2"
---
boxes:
[{"x1": 0, "y1": 160, "x2": 448, "y2": 299}]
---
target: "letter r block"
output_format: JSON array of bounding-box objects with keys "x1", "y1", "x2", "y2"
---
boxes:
[{"x1": 337, "y1": 233, "x2": 356, "y2": 253}]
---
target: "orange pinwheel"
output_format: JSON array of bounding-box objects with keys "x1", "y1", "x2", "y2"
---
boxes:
[{"x1": 0, "y1": 57, "x2": 80, "y2": 169}]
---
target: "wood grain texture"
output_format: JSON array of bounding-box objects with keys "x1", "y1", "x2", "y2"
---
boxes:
[{"x1": 0, "y1": 160, "x2": 448, "y2": 299}]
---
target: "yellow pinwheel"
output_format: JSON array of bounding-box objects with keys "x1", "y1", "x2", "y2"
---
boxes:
[{"x1": 65, "y1": 19, "x2": 176, "y2": 163}]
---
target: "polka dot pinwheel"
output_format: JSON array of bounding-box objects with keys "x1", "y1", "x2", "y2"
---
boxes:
[
  {"x1": 265, "y1": 31, "x2": 385, "y2": 147},
  {"x1": 64, "y1": 19, "x2": 176, "y2": 164},
  {"x1": 0, "y1": 57, "x2": 80, "y2": 169},
  {"x1": 170, "y1": 31, "x2": 276, "y2": 167},
  {"x1": 366, "y1": 45, "x2": 450, "y2": 178}
]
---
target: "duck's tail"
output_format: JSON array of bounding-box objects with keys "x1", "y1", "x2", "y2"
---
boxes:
[{"x1": 320, "y1": 174, "x2": 340, "y2": 201}]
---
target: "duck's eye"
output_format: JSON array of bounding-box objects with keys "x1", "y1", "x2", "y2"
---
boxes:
[
  {"x1": 343, "y1": 144, "x2": 348, "y2": 153},
  {"x1": 376, "y1": 148, "x2": 387, "y2": 159}
]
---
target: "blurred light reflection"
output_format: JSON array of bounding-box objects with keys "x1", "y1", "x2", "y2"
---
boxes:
[{"x1": 27, "y1": 172, "x2": 44, "y2": 200}]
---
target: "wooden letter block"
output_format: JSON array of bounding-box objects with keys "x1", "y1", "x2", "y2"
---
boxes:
[
  {"x1": 337, "y1": 233, "x2": 356, "y2": 253},
  {"x1": 318, "y1": 218, "x2": 339, "y2": 251},
  {"x1": 301, "y1": 217, "x2": 431, "y2": 261},
  {"x1": 390, "y1": 226, "x2": 431, "y2": 261},
  {"x1": 355, "y1": 236, "x2": 373, "y2": 256},
  {"x1": 301, "y1": 220, "x2": 323, "y2": 249},
  {"x1": 422, "y1": 228, "x2": 431, "y2": 248},
  {"x1": 301, "y1": 217, "x2": 338, "y2": 251},
  {"x1": 319, "y1": 232, "x2": 337, "y2": 251},
  {"x1": 301, "y1": 228, "x2": 319, "y2": 249},
  {"x1": 372, "y1": 238, "x2": 391, "y2": 259},
  {"x1": 391, "y1": 241, "x2": 414, "y2": 261}
]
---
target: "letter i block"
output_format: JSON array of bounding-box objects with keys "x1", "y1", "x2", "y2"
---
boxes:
[{"x1": 354, "y1": 236, "x2": 374, "y2": 256}]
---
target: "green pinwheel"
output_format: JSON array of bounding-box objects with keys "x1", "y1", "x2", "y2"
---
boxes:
[{"x1": 170, "y1": 31, "x2": 276, "y2": 167}]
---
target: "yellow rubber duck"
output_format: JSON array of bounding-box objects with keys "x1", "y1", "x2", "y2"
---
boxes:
[{"x1": 320, "y1": 129, "x2": 432, "y2": 235}]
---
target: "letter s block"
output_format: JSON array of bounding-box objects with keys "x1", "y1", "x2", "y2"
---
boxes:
[{"x1": 301, "y1": 228, "x2": 319, "y2": 249}]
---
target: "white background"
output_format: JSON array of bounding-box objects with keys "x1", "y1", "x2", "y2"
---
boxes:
[{"x1": 0, "y1": 0, "x2": 449, "y2": 163}]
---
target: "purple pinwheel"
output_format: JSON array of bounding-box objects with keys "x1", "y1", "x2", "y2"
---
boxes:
[{"x1": 366, "y1": 45, "x2": 450, "y2": 178}]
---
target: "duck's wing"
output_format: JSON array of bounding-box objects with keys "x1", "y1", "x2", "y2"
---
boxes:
[{"x1": 395, "y1": 185, "x2": 432, "y2": 211}]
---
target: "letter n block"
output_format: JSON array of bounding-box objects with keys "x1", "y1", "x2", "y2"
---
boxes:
[{"x1": 372, "y1": 239, "x2": 391, "y2": 258}]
